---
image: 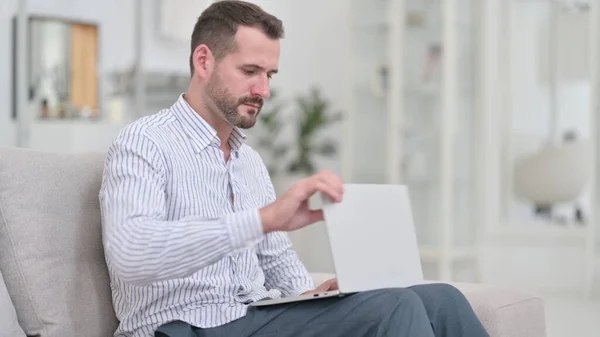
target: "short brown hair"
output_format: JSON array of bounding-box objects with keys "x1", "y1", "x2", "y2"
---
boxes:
[{"x1": 189, "y1": 0, "x2": 284, "y2": 76}]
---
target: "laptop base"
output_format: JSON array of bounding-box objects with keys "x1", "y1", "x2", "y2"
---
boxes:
[{"x1": 248, "y1": 290, "x2": 348, "y2": 307}]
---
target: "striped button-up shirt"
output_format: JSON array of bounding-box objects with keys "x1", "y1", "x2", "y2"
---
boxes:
[{"x1": 99, "y1": 94, "x2": 314, "y2": 337}]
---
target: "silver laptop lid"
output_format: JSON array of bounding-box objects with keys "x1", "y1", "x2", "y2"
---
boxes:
[{"x1": 321, "y1": 184, "x2": 424, "y2": 293}]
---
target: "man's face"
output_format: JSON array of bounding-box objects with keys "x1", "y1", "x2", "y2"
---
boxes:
[{"x1": 204, "y1": 26, "x2": 280, "y2": 129}]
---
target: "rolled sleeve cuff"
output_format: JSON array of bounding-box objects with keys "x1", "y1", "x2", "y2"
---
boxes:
[
  {"x1": 286, "y1": 275, "x2": 316, "y2": 297},
  {"x1": 225, "y1": 208, "x2": 265, "y2": 251}
]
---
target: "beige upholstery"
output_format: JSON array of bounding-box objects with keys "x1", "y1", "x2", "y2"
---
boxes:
[
  {"x1": 0, "y1": 147, "x2": 546, "y2": 337},
  {"x1": 0, "y1": 148, "x2": 117, "y2": 337},
  {"x1": 453, "y1": 282, "x2": 546, "y2": 337}
]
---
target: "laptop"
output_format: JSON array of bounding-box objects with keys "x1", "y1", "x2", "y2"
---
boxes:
[{"x1": 249, "y1": 183, "x2": 425, "y2": 307}]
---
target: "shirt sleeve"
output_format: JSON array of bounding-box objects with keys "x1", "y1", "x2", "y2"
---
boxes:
[
  {"x1": 255, "y1": 161, "x2": 315, "y2": 297},
  {"x1": 99, "y1": 130, "x2": 265, "y2": 286}
]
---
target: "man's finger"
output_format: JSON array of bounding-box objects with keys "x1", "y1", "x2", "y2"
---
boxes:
[
  {"x1": 315, "y1": 281, "x2": 330, "y2": 292},
  {"x1": 317, "y1": 173, "x2": 344, "y2": 198},
  {"x1": 308, "y1": 210, "x2": 324, "y2": 223},
  {"x1": 308, "y1": 180, "x2": 341, "y2": 203},
  {"x1": 321, "y1": 278, "x2": 337, "y2": 291}
]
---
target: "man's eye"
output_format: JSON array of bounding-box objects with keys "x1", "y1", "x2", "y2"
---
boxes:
[{"x1": 244, "y1": 69, "x2": 255, "y2": 75}]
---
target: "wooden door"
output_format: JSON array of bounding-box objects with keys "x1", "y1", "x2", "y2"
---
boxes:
[{"x1": 69, "y1": 23, "x2": 98, "y2": 114}]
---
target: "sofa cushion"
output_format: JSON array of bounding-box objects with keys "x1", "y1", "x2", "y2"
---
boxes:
[
  {"x1": 0, "y1": 147, "x2": 118, "y2": 337},
  {"x1": 0, "y1": 268, "x2": 26, "y2": 337},
  {"x1": 452, "y1": 282, "x2": 546, "y2": 337}
]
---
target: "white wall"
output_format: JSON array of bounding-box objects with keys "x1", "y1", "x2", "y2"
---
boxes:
[
  {"x1": 509, "y1": 3, "x2": 591, "y2": 141},
  {"x1": 508, "y1": 2, "x2": 591, "y2": 152},
  {"x1": 27, "y1": 121, "x2": 125, "y2": 153},
  {"x1": 141, "y1": 0, "x2": 189, "y2": 74}
]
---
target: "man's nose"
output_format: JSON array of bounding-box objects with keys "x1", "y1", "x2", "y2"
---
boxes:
[{"x1": 251, "y1": 76, "x2": 270, "y2": 98}]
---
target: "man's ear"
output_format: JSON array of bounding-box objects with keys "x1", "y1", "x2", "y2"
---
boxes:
[{"x1": 192, "y1": 44, "x2": 213, "y2": 79}]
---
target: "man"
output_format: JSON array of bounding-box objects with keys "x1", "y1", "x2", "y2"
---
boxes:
[{"x1": 99, "y1": 1, "x2": 489, "y2": 336}]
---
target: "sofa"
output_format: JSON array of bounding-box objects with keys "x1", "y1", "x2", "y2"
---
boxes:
[{"x1": 0, "y1": 146, "x2": 547, "y2": 337}]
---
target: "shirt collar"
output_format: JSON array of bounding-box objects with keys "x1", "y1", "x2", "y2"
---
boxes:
[{"x1": 171, "y1": 94, "x2": 248, "y2": 152}]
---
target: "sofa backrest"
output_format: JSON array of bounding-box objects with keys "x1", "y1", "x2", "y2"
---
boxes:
[{"x1": 0, "y1": 147, "x2": 118, "y2": 337}]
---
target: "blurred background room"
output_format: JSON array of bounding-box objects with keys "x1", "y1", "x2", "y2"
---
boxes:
[{"x1": 1, "y1": 0, "x2": 599, "y2": 335}]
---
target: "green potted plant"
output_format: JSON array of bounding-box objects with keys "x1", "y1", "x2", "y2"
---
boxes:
[
  {"x1": 286, "y1": 86, "x2": 344, "y2": 176},
  {"x1": 267, "y1": 86, "x2": 343, "y2": 197},
  {"x1": 257, "y1": 86, "x2": 343, "y2": 196}
]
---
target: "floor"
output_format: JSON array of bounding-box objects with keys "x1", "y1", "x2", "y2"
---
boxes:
[{"x1": 543, "y1": 294, "x2": 600, "y2": 337}]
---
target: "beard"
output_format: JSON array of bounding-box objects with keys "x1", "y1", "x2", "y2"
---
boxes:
[{"x1": 205, "y1": 71, "x2": 263, "y2": 129}]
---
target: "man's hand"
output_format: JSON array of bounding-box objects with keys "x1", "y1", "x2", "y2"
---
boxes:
[
  {"x1": 260, "y1": 170, "x2": 344, "y2": 233},
  {"x1": 302, "y1": 278, "x2": 339, "y2": 295}
]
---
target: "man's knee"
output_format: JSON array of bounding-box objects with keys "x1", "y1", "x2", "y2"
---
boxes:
[
  {"x1": 334, "y1": 288, "x2": 431, "y2": 335},
  {"x1": 412, "y1": 283, "x2": 470, "y2": 309},
  {"x1": 426, "y1": 283, "x2": 464, "y2": 298},
  {"x1": 364, "y1": 288, "x2": 425, "y2": 314}
]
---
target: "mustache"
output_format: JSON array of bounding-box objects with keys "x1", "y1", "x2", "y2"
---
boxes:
[{"x1": 238, "y1": 96, "x2": 263, "y2": 108}]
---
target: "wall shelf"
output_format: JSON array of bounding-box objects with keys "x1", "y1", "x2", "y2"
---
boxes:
[{"x1": 345, "y1": 0, "x2": 481, "y2": 283}]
